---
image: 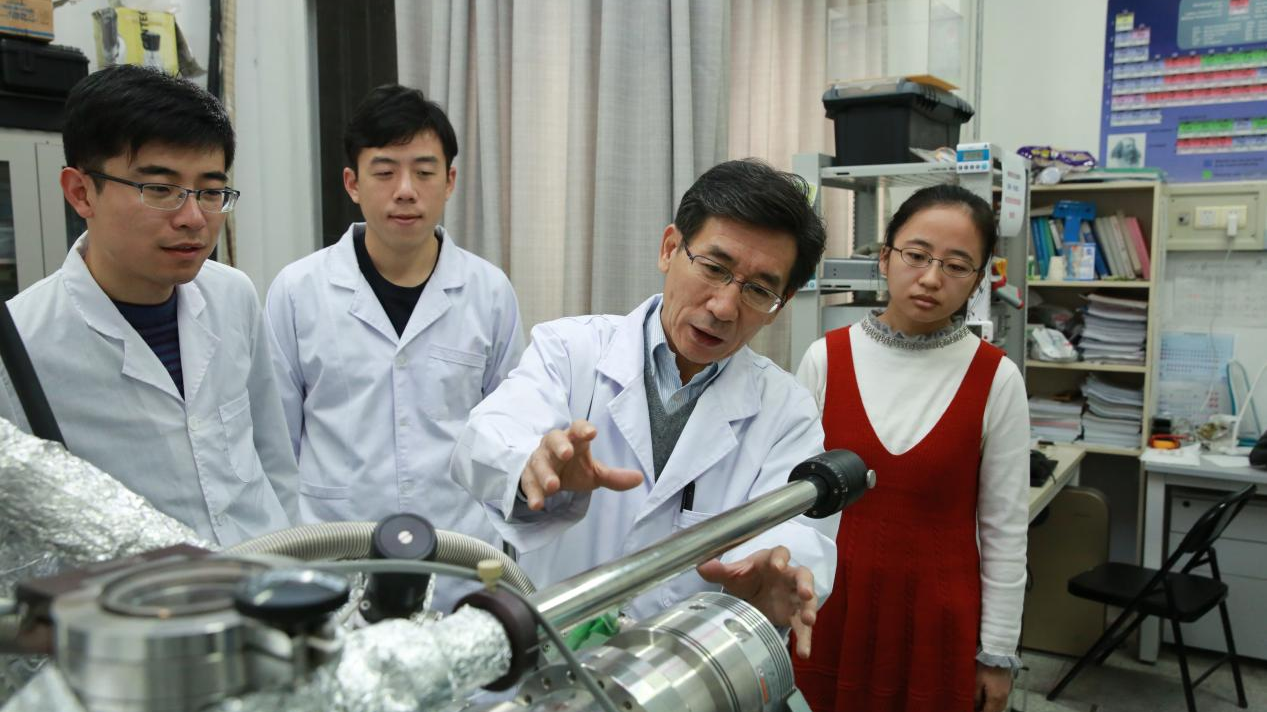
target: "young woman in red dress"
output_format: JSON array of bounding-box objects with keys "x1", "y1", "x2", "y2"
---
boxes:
[{"x1": 792, "y1": 185, "x2": 1030, "y2": 712}]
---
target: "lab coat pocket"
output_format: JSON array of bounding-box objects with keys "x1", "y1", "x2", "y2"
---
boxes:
[
  {"x1": 422, "y1": 344, "x2": 485, "y2": 421},
  {"x1": 661, "y1": 507, "x2": 720, "y2": 607},
  {"x1": 219, "y1": 392, "x2": 263, "y2": 483},
  {"x1": 673, "y1": 507, "x2": 717, "y2": 531}
]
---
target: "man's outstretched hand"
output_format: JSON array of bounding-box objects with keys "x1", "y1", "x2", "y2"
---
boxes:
[
  {"x1": 697, "y1": 545, "x2": 818, "y2": 658},
  {"x1": 518, "y1": 419, "x2": 644, "y2": 510}
]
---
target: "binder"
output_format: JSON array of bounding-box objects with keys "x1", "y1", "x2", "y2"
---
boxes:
[{"x1": 1124, "y1": 216, "x2": 1152, "y2": 280}]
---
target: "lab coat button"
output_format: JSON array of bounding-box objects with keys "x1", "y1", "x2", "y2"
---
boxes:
[{"x1": 395, "y1": 355, "x2": 408, "y2": 367}]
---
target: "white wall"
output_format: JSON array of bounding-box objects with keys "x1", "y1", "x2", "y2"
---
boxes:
[
  {"x1": 50, "y1": 0, "x2": 319, "y2": 296},
  {"x1": 977, "y1": 0, "x2": 1107, "y2": 156}
]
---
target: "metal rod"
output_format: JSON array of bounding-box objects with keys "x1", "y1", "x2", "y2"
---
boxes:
[{"x1": 528, "y1": 479, "x2": 821, "y2": 630}]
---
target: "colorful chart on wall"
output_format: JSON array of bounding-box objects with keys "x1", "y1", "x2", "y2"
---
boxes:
[{"x1": 1102, "y1": 0, "x2": 1267, "y2": 182}]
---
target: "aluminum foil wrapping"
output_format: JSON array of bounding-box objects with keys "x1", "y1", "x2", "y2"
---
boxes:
[
  {"x1": 0, "y1": 419, "x2": 207, "y2": 573},
  {"x1": 0, "y1": 419, "x2": 208, "y2": 701},
  {"x1": 0, "y1": 666, "x2": 87, "y2": 712},
  {"x1": 212, "y1": 605, "x2": 512, "y2": 712}
]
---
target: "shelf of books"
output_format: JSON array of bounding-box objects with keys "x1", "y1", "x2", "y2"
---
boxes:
[{"x1": 1024, "y1": 182, "x2": 1164, "y2": 459}]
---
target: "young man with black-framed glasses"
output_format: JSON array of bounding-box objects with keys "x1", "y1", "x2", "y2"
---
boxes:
[{"x1": 0, "y1": 65, "x2": 298, "y2": 546}]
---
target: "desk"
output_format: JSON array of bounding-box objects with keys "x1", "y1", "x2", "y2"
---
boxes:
[
  {"x1": 1029, "y1": 443, "x2": 1085, "y2": 523},
  {"x1": 1139, "y1": 455, "x2": 1267, "y2": 662}
]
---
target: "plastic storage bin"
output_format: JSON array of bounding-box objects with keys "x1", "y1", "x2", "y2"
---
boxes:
[
  {"x1": 823, "y1": 78, "x2": 974, "y2": 166},
  {"x1": 0, "y1": 37, "x2": 88, "y2": 131}
]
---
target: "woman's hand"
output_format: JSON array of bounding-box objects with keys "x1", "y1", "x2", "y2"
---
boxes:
[{"x1": 974, "y1": 663, "x2": 1013, "y2": 712}]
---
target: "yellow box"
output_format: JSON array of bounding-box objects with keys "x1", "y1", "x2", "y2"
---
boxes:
[
  {"x1": 0, "y1": 0, "x2": 54, "y2": 42},
  {"x1": 93, "y1": 7, "x2": 178, "y2": 75}
]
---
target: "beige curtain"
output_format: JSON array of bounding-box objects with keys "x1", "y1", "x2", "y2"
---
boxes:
[
  {"x1": 728, "y1": 0, "x2": 852, "y2": 369},
  {"x1": 399, "y1": 0, "x2": 977, "y2": 369},
  {"x1": 728, "y1": 0, "x2": 979, "y2": 368},
  {"x1": 396, "y1": 0, "x2": 729, "y2": 330}
]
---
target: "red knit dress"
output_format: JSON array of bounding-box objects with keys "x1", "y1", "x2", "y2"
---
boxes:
[{"x1": 793, "y1": 325, "x2": 1003, "y2": 712}]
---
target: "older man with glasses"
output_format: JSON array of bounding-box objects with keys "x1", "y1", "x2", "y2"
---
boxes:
[
  {"x1": 0, "y1": 65, "x2": 298, "y2": 546},
  {"x1": 452, "y1": 158, "x2": 835, "y2": 658}
]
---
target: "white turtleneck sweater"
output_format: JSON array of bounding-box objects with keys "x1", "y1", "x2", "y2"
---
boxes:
[{"x1": 796, "y1": 321, "x2": 1030, "y2": 666}]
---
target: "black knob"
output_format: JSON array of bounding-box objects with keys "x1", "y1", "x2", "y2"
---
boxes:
[
  {"x1": 362, "y1": 513, "x2": 438, "y2": 623},
  {"x1": 788, "y1": 449, "x2": 873, "y2": 518},
  {"x1": 234, "y1": 569, "x2": 349, "y2": 631}
]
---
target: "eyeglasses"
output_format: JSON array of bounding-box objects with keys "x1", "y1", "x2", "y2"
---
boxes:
[
  {"x1": 85, "y1": 170, "x2": 241, "y2": 213},
  {"x1": 681, "y1": 245, "x2": 785, "y2": 314},
  {"x1": 891, "y1": 246, "x2": 981, "y2": 279}
]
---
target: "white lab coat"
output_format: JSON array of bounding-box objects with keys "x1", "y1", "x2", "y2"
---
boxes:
[
  {"x1": 0, "y1": 235, "x2": 298, "y2": 546},
  {"x1": 264, "y1": 224, "x2": 523, "y2": 549},
  {"x1": 452, "y1": 295, "x2": 837, "y2": 619}
]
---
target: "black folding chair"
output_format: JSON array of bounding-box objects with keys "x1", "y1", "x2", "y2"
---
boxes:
[{"x1": 1047, "y1": 483, "x2": 1256, "y2": 712}]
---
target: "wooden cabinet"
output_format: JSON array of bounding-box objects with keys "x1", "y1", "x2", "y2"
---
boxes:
[{"x1": 1025, "y1": 181, "x2": 1166, "y2": 457}]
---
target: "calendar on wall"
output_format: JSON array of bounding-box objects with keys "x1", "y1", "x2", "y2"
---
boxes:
[{"x1": 1156, "y1": 331, "x2": 1237, "y2": 424}]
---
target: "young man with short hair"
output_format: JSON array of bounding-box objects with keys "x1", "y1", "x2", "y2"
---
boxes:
[
  {"x1": 264, "y1": 86, "x2": 523, "y2": 602},
  {"x1": 0, "y1": 65, "x2": 298, "y2": 545}
]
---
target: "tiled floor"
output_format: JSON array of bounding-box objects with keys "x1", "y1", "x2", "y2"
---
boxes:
[{"x1": 1012, "y1": 646, "x2": 1266, "y2": 712}]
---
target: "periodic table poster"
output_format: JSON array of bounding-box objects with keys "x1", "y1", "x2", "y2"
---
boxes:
[{"x1": 1102, "y1": 0, "x2": 1267, "y2": 181}]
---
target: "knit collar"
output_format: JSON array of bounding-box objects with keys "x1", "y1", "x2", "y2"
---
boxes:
[{"x1": 861, "y1": 309, "x2": 971, "y2": 351}]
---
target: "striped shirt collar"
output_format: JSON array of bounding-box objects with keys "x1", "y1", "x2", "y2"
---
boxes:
[{"x1": 643, "y1": 295, "x2": 730, "y2": 407}]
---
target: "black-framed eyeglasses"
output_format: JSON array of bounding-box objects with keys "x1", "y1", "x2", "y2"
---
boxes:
[
  {"x1": 891, "y1": 246, "x2": 981, "y2": 279},
  {"x1": 681, "y1": 245, "x2": 785, "y2": 314},
  {"x1": 85, "y1": 170, "x2": 241, "y2": 213}
]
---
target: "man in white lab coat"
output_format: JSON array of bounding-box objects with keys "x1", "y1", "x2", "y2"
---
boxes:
[
  {"x1": 264, "y1": 86, "x2": 523, "y2": 592},
  {"x1": 0, "y1": 65, "x2": 298, "y2": 546},
  {"x1": 453, "y1": 159, "x2": 833, "y2": 656}
]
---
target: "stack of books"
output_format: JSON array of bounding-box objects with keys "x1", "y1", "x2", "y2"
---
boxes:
[
  {"x1": 1030, "y1": 397, "x2": 1084, "y2": 443},
  {"x1": 1080, "y1": 374, "x2": 1144, "y2": 449},
  {"x1": 1079, "y1": 293, "x2": 1147, "y2": 364}
]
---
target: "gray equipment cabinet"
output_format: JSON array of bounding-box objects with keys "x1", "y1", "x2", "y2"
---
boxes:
[
  {"x1": 788, "y1": 153, "x2": 1029, "y2": 371},
  {"x1": 0, "y1": 128, "x2": 84, "y2": 301}
]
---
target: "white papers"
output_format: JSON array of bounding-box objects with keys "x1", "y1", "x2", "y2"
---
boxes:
[
  {"x1": 1081, "y1": 374, "x2": 1143, "y2": 448},
  {"x1": 1205, "y1": 454, "x2": 1252, "y2": 468},
  {"x1": 1140, "y1": 444, "x2": 1202, "y2": 467},
  {"x1": 1030, "y1": 397, "x2": 1083, "y2": 443},
  {"x1": 1079, "y1": 293, "x2": 1149, "y2": 365}
]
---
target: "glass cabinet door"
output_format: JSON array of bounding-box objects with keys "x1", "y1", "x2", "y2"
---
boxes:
[{"x1": 0, "y1": 135, "x2": 54, "y2": 298}]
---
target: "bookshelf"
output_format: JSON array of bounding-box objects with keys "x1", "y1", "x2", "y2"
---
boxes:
[{"x1": 1024, "y1": 181, "x2": 1165, "y2": 458}]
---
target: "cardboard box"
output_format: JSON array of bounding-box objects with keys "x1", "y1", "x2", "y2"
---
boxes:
[
  {"x1": 93, "y1": 7, "x2": 178, "y2": 75},
  {"x1": 0, "y1": 0, "x2": 54, "y2": 42}
]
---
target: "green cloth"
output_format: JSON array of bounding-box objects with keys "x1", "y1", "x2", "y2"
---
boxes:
[{"x1": 564, "y1": 611, "x2": 622, "y2": 650}]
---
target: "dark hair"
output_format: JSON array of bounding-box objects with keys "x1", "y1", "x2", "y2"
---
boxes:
[
  {"x1": 674, "y1": 159, "x2": 826, "y2": 295},
  {"x1": 63, "y1": 65, "x2": 235, "y2": 173},
  {"x1": 883, "y1": 184, "x2": 997, "y2": 266},
  {"x1": 344, "y1": 84, "x2": 459, "y2": 172}
]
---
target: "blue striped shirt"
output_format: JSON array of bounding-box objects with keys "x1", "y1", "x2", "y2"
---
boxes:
[
  {"x1": 643, "y1": 296, "x2": 729, "y2": 414},
  {"x1": 113, "y1": 291, "x2": 183, "y2": 397}
]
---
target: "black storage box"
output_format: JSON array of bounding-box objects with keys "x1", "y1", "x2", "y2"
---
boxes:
[
  {"x1": 823, "y1": 78, "x2": 974, "y2": 166},
  {"x1": 0, "y1": 37, "x2": 88, "y2": 131}
]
